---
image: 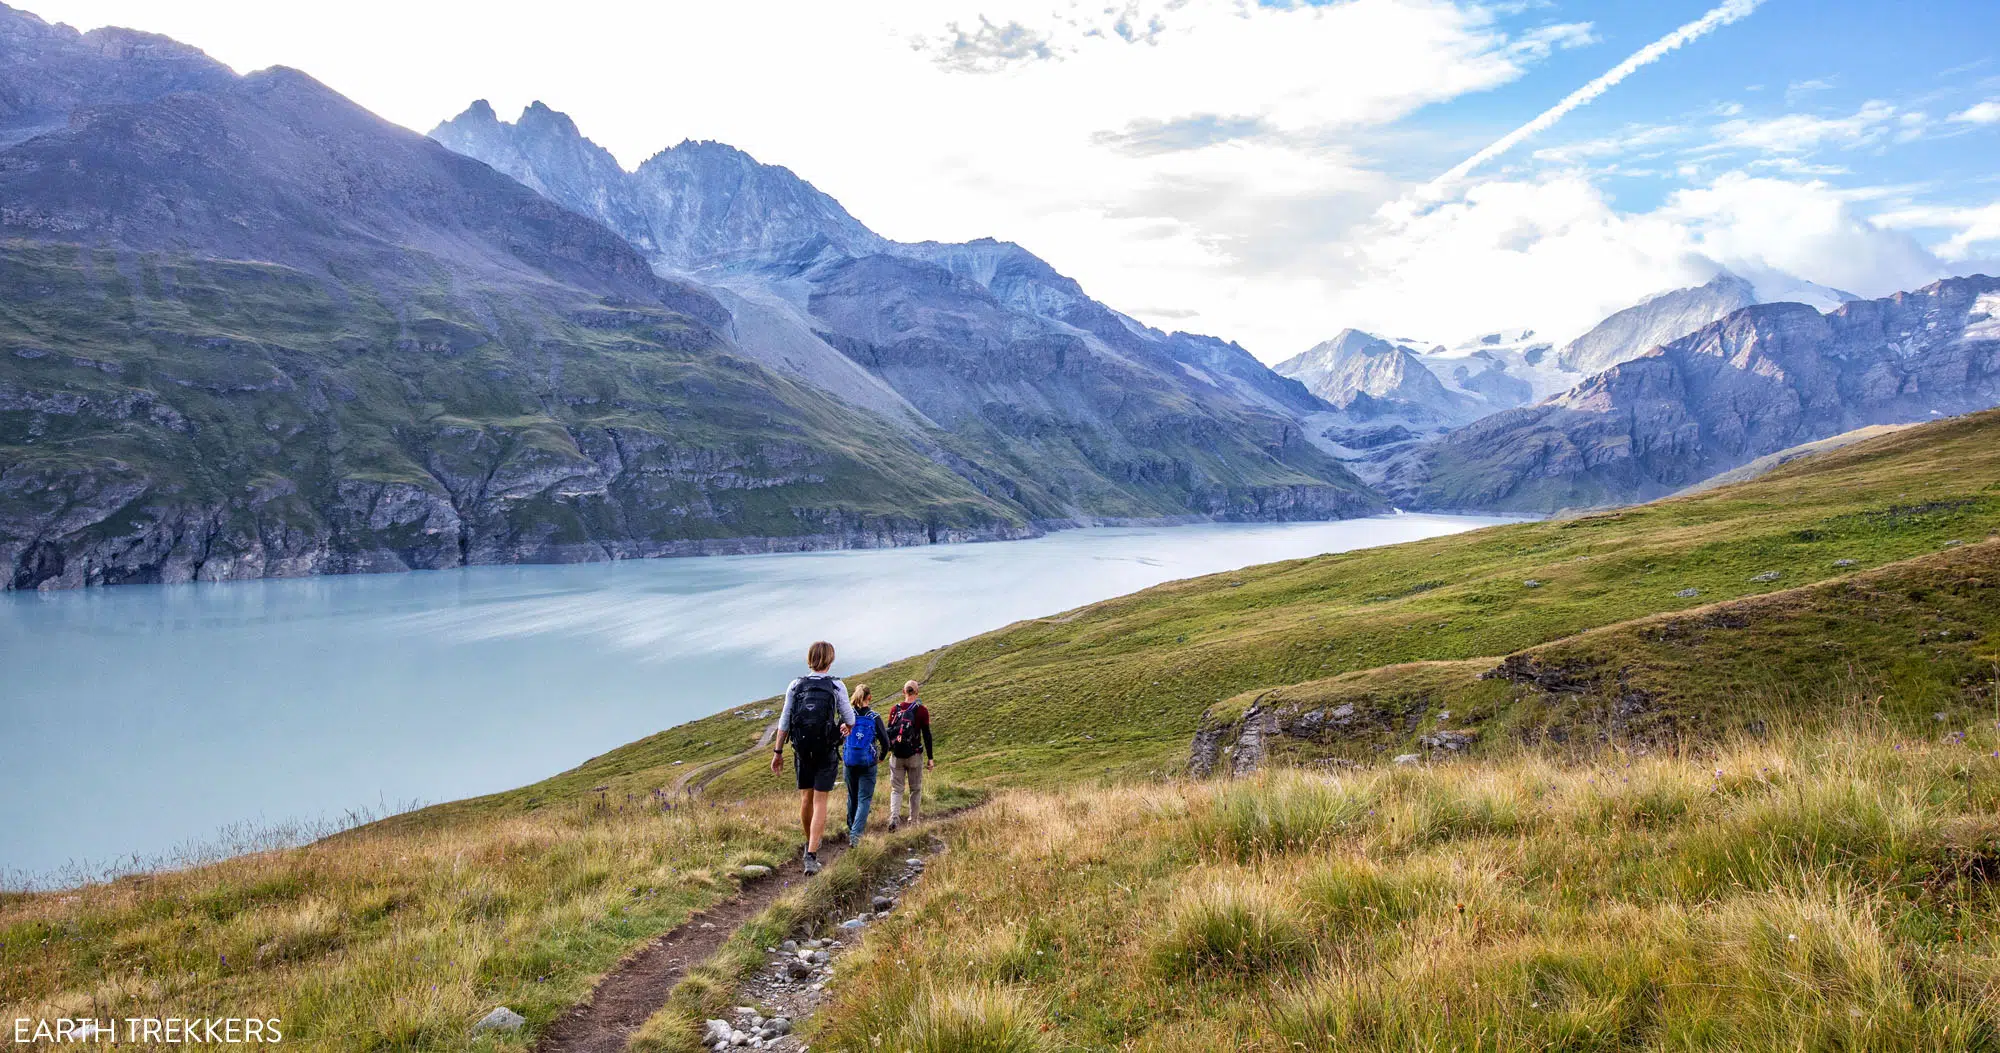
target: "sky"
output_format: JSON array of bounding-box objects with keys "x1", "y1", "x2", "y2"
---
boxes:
[{"x1": 20, "y1": 0, "x2": 2000, "y2": 359}]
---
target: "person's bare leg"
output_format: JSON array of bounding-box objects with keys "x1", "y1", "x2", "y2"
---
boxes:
[
  {"x1": 798, "y1": 789, "x2": 814, "y2": 845},
  {"x1": 807, "y1": 790, "x2": 831, "y2": 853}
]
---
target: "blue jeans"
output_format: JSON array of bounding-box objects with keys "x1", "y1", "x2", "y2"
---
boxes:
[{"x1": 844, "y1": 762, "x2": 878, "y2": 841}]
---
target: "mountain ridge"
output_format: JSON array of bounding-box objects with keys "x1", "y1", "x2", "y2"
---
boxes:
[
  {"x1": 432, "y1": 99, "x2": 1381, "y2": 529},
  {"x1": 0, "y1": 15, "x2": 1055, "y2": 591},
  {"x1": 1378, "y1": 274, "x2": 2000, "y2": 513}
]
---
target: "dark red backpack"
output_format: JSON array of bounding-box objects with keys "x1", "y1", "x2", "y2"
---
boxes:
[{"x1": 886, "y1": 702, "x2": 925, "y2": 758}]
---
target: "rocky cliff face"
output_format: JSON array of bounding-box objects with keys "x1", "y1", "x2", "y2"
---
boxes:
[
  {"x1": 433, "y1": 100, "x2": 1380, "y2": 527},
  {"x1": 1381, "y1": 276, "x2": 2000, "y2": 513},
  {"x1": 0, "y1": 1, "x2": 236, "y2": 147}
]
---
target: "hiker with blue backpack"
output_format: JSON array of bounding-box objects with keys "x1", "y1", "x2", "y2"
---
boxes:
[
  {"x1": 837, "y1": 684, "x2": 891, "y2": 843},
  {"x1": 769, "y1": 640, "x2": 855, "y2": 875}
]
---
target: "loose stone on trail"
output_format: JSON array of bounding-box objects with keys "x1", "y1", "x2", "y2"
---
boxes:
[{"x1": 472, "y1": 1007, "x2": 525, "y2": 1034}]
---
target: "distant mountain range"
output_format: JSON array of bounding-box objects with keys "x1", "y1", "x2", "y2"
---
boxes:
[
  {"x1": 0, "y1": 1, "x2": 1994, "y2": 590},
  {"x1": 1379, "y1": 275, "x2": 2000, "y2": 512},
  {"x1": 1281, "y1": 268, "x2": 1866, "y2": 437}
]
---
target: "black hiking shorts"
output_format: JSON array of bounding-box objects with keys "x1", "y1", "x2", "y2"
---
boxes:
[{"x1": 794, "y1": 746, "x2": 839, "y2": 793}]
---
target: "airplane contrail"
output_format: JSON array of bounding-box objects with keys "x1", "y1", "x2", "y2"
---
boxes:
[{"x1": 1422, "y1": 0, "x2": 1767, "y2": 197}]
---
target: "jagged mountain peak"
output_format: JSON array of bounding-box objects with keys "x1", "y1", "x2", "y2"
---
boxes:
[
  {"x1": 1550, "y1": 266, "x2": 1870, "y2": 378},
  {"x1": 520, "y1": 99, "x2": 579, "y2": 130},
  {"x1": 1276, "y1": 328, "x2": 1467, "y2": 424}
]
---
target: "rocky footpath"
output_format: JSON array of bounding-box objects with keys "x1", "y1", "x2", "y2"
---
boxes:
[{"x1": 704, "y1": 849, "x2": 933, "y2": 1051}]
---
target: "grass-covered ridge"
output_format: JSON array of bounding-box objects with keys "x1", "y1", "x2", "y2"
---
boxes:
[{"x1": 446, "y1": 408, "x2": 2000, "y2": 815}]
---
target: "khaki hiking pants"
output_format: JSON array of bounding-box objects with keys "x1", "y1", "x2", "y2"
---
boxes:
[{"x1": 888, "y1": 753, "x2": 925, "y2": 821}]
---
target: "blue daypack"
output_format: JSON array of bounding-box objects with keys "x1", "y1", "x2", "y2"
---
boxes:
[{"x1": 842, "y1": 710, "x2": 882, "y2": 766}]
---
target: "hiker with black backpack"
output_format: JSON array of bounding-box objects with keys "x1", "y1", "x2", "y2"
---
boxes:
[
  {"x1": 769, "y1": 640, "x2": 855, "y2": 875},
  {"x1": 838, "y1": 684, "x2": 890, "y2": 844},
  {"x1": 884, "y1": 679, "x2": 935, "y2": 830}
]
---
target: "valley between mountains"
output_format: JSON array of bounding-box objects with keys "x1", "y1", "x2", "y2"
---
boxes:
[
  {"x1": 10, "y1": 401, "x2": 2000, "y2": 1052},
  {"x1": 3, "y1": 1, "x2": 1995, "y2": 591},
  {"x1": 8, "y1": 4, "x2": 2000, "y2": 1050}
]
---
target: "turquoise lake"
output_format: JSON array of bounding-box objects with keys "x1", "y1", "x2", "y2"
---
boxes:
[{"x1": 0, "y1": 514, "x2": 1511, "y2": 884}]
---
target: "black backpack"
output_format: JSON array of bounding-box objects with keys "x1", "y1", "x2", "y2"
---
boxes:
[{"x1": 786, "y1": 675, "x2": 842, "y2": 751}]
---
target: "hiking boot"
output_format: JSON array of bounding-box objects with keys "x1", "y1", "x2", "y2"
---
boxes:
[
  {"x1": 886, "y1": 818, "x2": 899, "y2": 833},
  {"x1": 803, "y1": 851, "x2": 822, "y2": 876}
]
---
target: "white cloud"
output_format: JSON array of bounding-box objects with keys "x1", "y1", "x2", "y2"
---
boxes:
[
  {"x1": 1308, "y1": 172, "x2": 1955, "y2": 346},
  {"x1": 1530, "y1": 123, "x2": 1684, "y2": 165},
  {"x1": 1876, "y1": 201, "x2": 2000, "y2": 262},
  {"x1": 1951, "y1": 100, "x2": 2000, "y2": 125},
  {"x1": 1712, "y1": 100, "x2": 1907, "y2": 153},
  {"x1": 1783, "y1": 77, "x2": 1834, "y2": 103},
  {"x1": 1505, "y1": 20, "x2": 1597, "y2": 59}
]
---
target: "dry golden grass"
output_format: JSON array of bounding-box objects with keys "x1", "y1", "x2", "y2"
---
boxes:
[
  {"x1": 808, "y1": 725, "x2": 2000, "y2": 1051},
  {"x1": 0, "y1": 795, "x2": 799, "y2": 1050}
]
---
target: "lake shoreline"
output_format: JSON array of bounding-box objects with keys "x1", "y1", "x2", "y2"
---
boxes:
[
  {"x1": 2, "y1": 514, "x2": 1516, "y2": 884},
  {"x1": 3, "y1": 506, "x2": 1465, "y2": 596}
]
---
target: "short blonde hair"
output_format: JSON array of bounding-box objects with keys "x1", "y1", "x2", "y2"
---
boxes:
[
  {"x1": 807, "y1": 641, "x2": 835, "y2": 671},
  {"x1": 903, "y1": 680, "x2": 921, "y2": 696},
  {"x1": 853, "y1": 684, "x2": 872, "y2": 705}
]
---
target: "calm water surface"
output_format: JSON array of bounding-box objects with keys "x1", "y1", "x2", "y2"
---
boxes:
[{"x1": 1, "y1": 514, "x2": 1510, "y2": 882}]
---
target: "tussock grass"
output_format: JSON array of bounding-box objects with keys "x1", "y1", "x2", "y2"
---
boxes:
[
  {"x1": 804, "y1": 725, "x2": 2000, "y2": 1050},
  {"x1": 1192, "y1": 773, "x2": 1373, "y2": 860},
  {"x1": 1151, "y1": 878, "x2": 1312, "y2": 977},
  {"x1": 892, "y1": 985, "x2": 1055, "y2": 1053}
]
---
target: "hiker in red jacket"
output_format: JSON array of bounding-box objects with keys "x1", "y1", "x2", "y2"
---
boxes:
[{"x1": 884, "y1": 679, "x2": 935, "y2": 830}]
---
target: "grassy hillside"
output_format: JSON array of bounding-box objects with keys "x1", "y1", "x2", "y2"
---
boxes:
[
  {"x1": 0, "y1": 794, "x2": 796, "y2": 1050},
  {"x1": 457, "y1": 408, "x2": 2000, "y2": 813}
]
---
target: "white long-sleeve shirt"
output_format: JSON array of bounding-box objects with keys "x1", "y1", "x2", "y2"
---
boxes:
[{"x1": 777, "y1": 674, "x2": 855, "y2": 740}]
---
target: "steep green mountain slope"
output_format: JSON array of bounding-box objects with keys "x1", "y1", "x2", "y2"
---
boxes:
[
  {"x1": 0, "y1": 18, "x2": 1046, "y2": 590},
  {"x1": 0, "y1": 241, "x2": 1024, "y2": 588},
  {"x1": 412, "y1": 407, "x2": 2000, "y2": 821}
]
